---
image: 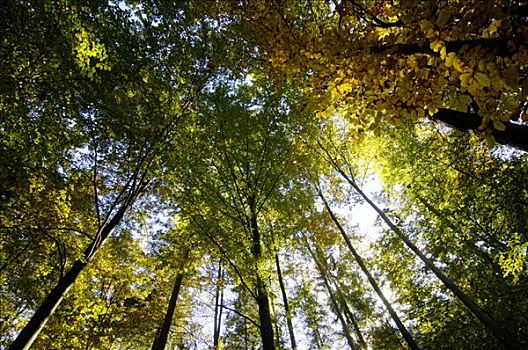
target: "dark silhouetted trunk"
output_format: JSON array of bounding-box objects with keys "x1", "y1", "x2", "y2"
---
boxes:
[
  {"x1": 249, "y1": 203, "x2": 275, "y2": 350},
  {"x1": 275, "y1": 252, "x2": 297, "y2": 350},
  {"x1": 213, "y1": 261, "x2": 224, "y2": 348},
  {"x1": 433, "y1": 108, "x2": 528, "y2": 152},
  {"x1": 152, "y1": 248, "x2": 190, "y2": 350},
  {"x1": 318, "y1": 190, "x2": 420, "y2": 350},
  {"x1": 307, "y1": 245, "x2": 356, "y2": 350},
  {"x1": 9, "y1": 201, "x2": 131, "y2": 350}
]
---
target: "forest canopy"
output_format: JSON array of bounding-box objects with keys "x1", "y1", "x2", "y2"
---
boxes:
[{"x1": 1, "y1": 1, "x2": 527, "y2": 349}]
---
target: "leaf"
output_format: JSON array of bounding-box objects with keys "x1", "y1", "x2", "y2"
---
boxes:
[
  {"x1": 475, "y1": 72, "x2": 491, "y2": 87},
  {"x1": 493, "y1": 120, "x2": 506, "y2": 131},
  {"x1": 459, "y1": 73, "x2": 472, "y2": 88}
]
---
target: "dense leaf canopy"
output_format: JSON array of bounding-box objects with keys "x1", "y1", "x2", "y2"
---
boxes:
[{"x1": 1, "y1": 1, "x2": 527, "y2": 350}]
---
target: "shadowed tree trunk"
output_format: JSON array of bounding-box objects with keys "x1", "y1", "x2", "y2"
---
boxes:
[
  {"x1": 275, "y1": 252, "x2": 297, "y2": 350},
  {"x1": 249, "y1": 201, "x2": 275, "y2": 350},
  {"x1": 433, "y1": 108, "x2": 528, "y2": 152},
  {"x1": 213, "y1": 261, "x2": 224, "y2": 349},
  {"x1": 318, "y1": 140, "x2": 522, "y2": 349},
  {"x1": 307, "y1": 244, "x2": 357, "y2": 350},
  {"x1": 152, "y1": 248, "x2": 190, "y2": 350},
  {"x1": 317, "y1": 189, "x2": 420, "y2": 350}
]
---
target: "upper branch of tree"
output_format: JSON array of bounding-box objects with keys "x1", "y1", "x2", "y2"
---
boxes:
[
  {"x1": 374, "y1": 38, "x2": 511, "y2": 56},
  {"x1": 432, "y1": 108, "x2": 528, "y2": 152}
]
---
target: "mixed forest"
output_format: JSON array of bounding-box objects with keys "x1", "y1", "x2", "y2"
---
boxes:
[{"x1": 2, "y1": 1, "x2": 528, "y2": 349}]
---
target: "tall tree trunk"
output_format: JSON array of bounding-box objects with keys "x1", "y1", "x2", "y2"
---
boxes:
[
  {"x1": 152, "y1": 248, "x2": 190, "y2": 350},
  {"x1": 335, "y1": 289, "x2": 367, "y2": 349},
  {"x1": 213, "y1": 261, "x2": 224, "y2": 349},
  {"x1": 339, "y1": 176, "x2": 518, "y2": 349},
  {"x1": 316, "y1": 250, "x2": 367, "y2": 348},
  {"x1": 275, "y1": 252, "x2": 297, "y2": 350},
  {"x1": 249, "y1": 204, "x2": 275, "y2": 350},
  {"x1": 9, "y1": 201, "x2": 131, "y2": 350},
  {"x1": 307, "y1": 244, "x2": 356, "y2": 350},
  {"x1": 268, "y1": 284, "x2": 281, "y2": 350},
  {"x1": 318, "y1": 190, "x2": 420, "y2": 350},
  {"x1": 317, "y1": 140, "x2": 521, "y2": 349}
]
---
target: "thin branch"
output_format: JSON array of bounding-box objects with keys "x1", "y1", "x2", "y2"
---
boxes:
[{"x1": 221, "y1": 304, "x2": 261, "y2": 329}]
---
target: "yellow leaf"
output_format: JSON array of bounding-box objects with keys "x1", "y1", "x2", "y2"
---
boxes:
[
  {"x1": 493, "y1": 120, "x2": 506, "y2": 131},
  {"x1": 430, "y1": 40, "x2": 444, "y2": 53},
  {"x1": 475, "y1": 72, "x2": 491, "y2": 87},
  {"x1": 460, "y1": 73, "x2": 472, "y2": 87},
  {"x1": 445, "y1": 52, "x2": 456, "y2": 67},
  {"x1": 453, "y1": 58, "x2": 465, "y2": 73}
]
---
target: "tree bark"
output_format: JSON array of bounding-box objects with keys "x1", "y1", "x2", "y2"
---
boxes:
[
  {"x1": 275, "y1": 252, "x2": 297, "y2": 350},
  {"x1": 318, "y1": 190, "x2": 420, "y2": 350},
  {"x1": 339, "y1": 177, "x2": 520, "y2": 349},
  {"x1": 432, "y1": 108, "x2": 528, "y2": 152},
  {"x1": 213, "y1": 261, "x2": 224, "y2": 349},
  {"x1": 375, "y1": 38, "x2": 512, "y2": 57},
  {"x1": 9, "y1": 202, "x2": 130, "y2": 350},
  {"x1": 152, "y1": 249, "x2": 190, "y2": 350},
  {"x1": 249, "y1": 204, "x2": 275, "y2": 350},
  {"x1": 317, "y1": 138, "x2": 522, "y2": 348},
  {"x1": 307, "y1": 245, "x2": 357, "y2": 350}
]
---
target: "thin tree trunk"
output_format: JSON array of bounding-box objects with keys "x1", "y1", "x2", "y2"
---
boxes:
[
  {"x1": 275, "y1": 252, "x2": 297, "y2": 350},
  {"x1": 307, "y1": 245, "x2": 356, "y2": 350},
  {"x1": 9, "y1": 201, "x2": 130, "y2": 350},
  {"x1": 337, "y1": 290, "x2": 367, "y2": 349},
  {"x1": 320, "y1": 256, "x2": 367, "y2": 348},
  {"x1": 249, "y1": 204, "x2": 275, "y2": 350},
  {"x1": 213, "y1": 261, "x2": 224, "y2": 349},
  {"x1": 318, "y1": 190, "x2": 420, "y2": 350},
  {"x1": 268, "y1": 284, "x2": 281, "y2": 350},
  {"x1": 152, "y1": 248, "x2": 190, "y2": 350},
  {"x1": 317, "y1": 140, "x2": 520, "y2": 349},
  {"x1": 341, "y1": 177, "x2": 517, "y2": 348}
]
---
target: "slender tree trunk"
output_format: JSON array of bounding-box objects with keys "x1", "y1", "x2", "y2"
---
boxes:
[
  {"x1": 307, "y1": 245, "x2": 356, "y2": 350},
  {"x1": 255, "y1": 276, "x2": 275, "y2": 350},
  {"x1": 314, "y1": 328, "x2": 324, "y2": 350},
  {"x1": 9, "y1": 202, "x2": 130, "y2": 350},
  {"x1": 339, "y1": 176, "x2": 518, "y2": 349},
  {"x1": 318, "y1": 255, "x2": 367, "y2": 348},
  {"x1": 318, "y1": 190, "x2": 420, "y2": 350},
  {"x1": 213, "y1": 261, "x2": 224, "y2": 349},
  {"x1": 275, "y1": 252, "x2": 297, "y2": 350},
  {"x1": 268, "y1": 284, "x2": 281, "y2": 350},
  {"x1": 152, "y1": 248, "x2": 190, "y2": 350},
  {"x1": 336, "y1": 290, "x2": 367, "y2": 349},
  {"x1": 249, "y1": 204, "x2": 275, "y2": 350}
]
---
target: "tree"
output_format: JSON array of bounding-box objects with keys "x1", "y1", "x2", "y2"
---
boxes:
[
  {"x1": 362, "y1": 120, "x2": 528, "y2": 348},
  {"x1": 2, "y1": 2, "x2": 217, "y2": 348},
  {"x1": 171, "y1": 81, "x2": 312, "y2": 349},
  {"x1": 212, "y1": 0, "x2": 528, "y2": 150},
  {"x1": 3, "y1": 2, "x2": 528, "y2": 349}
]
